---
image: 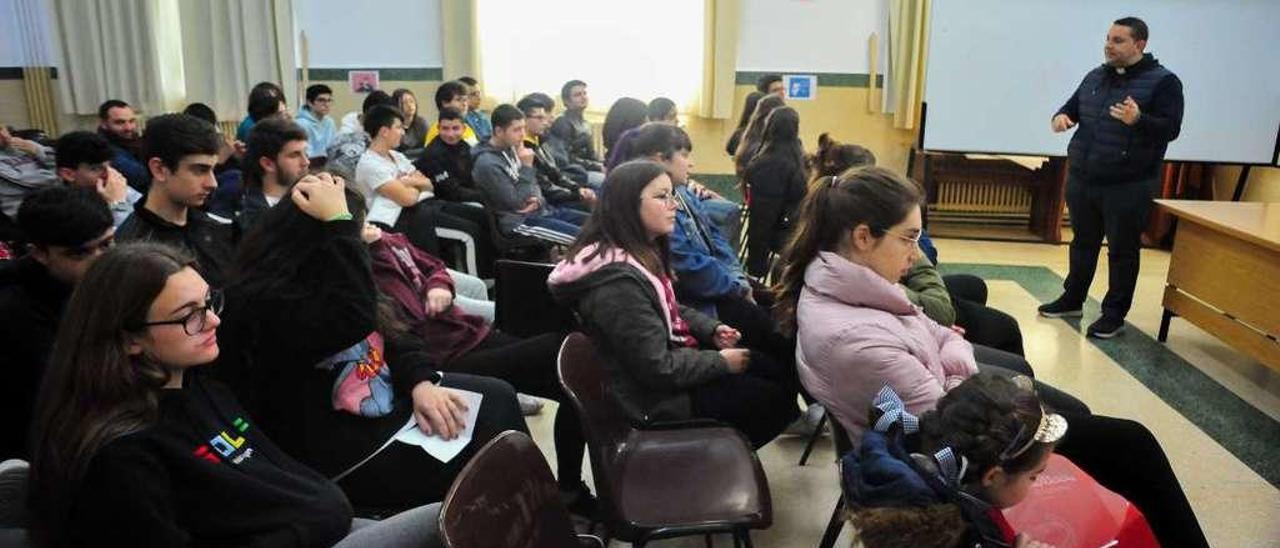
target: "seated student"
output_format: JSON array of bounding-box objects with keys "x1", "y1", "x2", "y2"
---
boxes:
[
  {"x1": 457, "y1": 76, "x2": 493, "y2": 143},
  {"x1": 180, "y1": 103, "x2": 250, "y2": 221},
  {"x1": 355, "y1": 104, "x2": 489, "y2": 269},
  {"x1": 392, "y1": 88, "x2": 429, "y2": 161},
  {"x1": 742, "y1": 106, "x2": 806, "y2": 279},
  {"x1": 217, "y1": 175, "x2": 525, "y2": 511},
  {"x1": 776, "y1": 167, "x2": 1209, "y2": 548},
  {"x1": 415, "y1": 108, "x2": 484, "y2": 204},
  {"x1": 238, "y1": 118, "x2": 313, "y2": 233},
  {"x1": 517, "y1": 93, "x2": 595, "y2": 211},
  {"x1": 295, "y1": 83, "x2": 338, "y2": 163},
  {"x1": 28, "y1": 242, "x2": 447, "y2": 547},
  {"x1": 725, "y1": 91, "x2": 764, "y2": 158},
  {"x1": 424, "y1": 81, "x2": 478, "y2": 147},
  {"x1": 235, "y1": 81, "x2": 285, "y2": 142},
  {"x1": 0, "y1": 186, "x2": 113, "y2": 460},
  {"x1": 96, "y1": 100, "x2": 150, "y2": 193},
  {"x1": 54, "y1": 131, "x2": 141, "y2": 227},
  {"x1": 604, "y1": 97, "x2": 677, "y2": 171},
  {"x1": 600, "y1": 97, "x2": 648, "y2": 164},
  {"x1": 116, "y1": 114, "x2": 236, "y2": 289},
  {"x1": 247, "y1": 93, "x2": 290, "y2": 131},
  {"x1": 327, "y1": 91, "x2": 395, "y2": 182},
  {"x1": 473, "y1": 104, "x2": 588, "y2": 239},
  {"x1": 0, "y1": 123, "x2": 58, "y2": 221},
  {"x1": 843, "y1": 374, "x2": 1064, "y2": 548},
  {"x1": 548, "y1": 160, "x2": 798, "y2": 448},
  {"x1": 547, "y1": 80, "x2": 603, "y2": 173}
]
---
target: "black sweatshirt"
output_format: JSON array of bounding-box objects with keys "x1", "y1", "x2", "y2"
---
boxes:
[
  {"x1": 0, "y1": 257, "x2": 70, "y2": 459},
  {"x1": 415, "y1": 137, "x2": 485, "y2": 203},
  {"x1": 69, "y1": 372, "x2": 352, "y2": 547},
  {"x1": 216, "y1": 219, "x2": 442, "y2": 477}
]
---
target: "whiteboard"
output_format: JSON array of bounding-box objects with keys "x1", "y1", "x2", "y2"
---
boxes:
[{"x1": 922, "y1": 0, "x2": 1280, "y2": 164}]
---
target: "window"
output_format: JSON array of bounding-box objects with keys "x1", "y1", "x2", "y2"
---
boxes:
[{"x1": 476, "y1": 0, "x2": 705, "y2": 113}]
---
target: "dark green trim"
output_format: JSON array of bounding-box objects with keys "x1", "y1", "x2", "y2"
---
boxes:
[
  {"x1": 735, "y1": 70, "x2": 883, "y2": 88},
  {"x1": 0, "y1": 66, "x2": 58, "y2": 80},
  {"x1": 939, "y1": 263, "x2": 1280, "y2": 488},
  {"x1": 303, "y1": 67, "x2": 443, "y2": 82}
]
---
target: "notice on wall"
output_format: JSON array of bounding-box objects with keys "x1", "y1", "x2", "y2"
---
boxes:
[
  {"x1": 349, "y1": 70, "x2": 380, "y2": 94},
  {"x1": 784, "y1": 74, "x2": 817, "y2": 101}
]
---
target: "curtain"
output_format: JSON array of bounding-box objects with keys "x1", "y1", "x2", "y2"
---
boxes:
[
  {"x1": 177, "y1": 0, "x2": 297, "y2": 122},
  {"x1": 886, "y1": 0, "x2": 930, "y2": 130},
  {"x1": 441, "y1": 0, "x2": 480, "y2": 83},
  {"x1": 15, "y1": 0, "x2": 57, "y2": 132},
  {"x1": 695, "y1": 0, "x2": 739, "y2": 120},
  {"x1": 51, "y1": 0, "x2": 169, "y2": 115}
]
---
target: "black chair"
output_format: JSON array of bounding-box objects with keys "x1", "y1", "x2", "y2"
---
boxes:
[
  {"x1": 557, "y1": 333, "x2": 772, "y2": 548},
  {"x1": 817, "y1": 420, "x2": 854, "y2": 548},
  {"x1": 484, "y1": 207, "x2": 550, "y2": 262},
  {"x1": 493, "y1": 259, "x2": 577, "y2": 338},
  {"x1": 438, "y1": 431, "x2": 603, "y2": 548}
]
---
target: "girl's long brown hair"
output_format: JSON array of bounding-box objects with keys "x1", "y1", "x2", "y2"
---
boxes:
[
  {"x1": 733, "y1": 94, "x2": 786, "y2": 176},
  {"x1": 29, "y1": 242, "x2": 196, "y2": 545},
  {"x1": 564, "y1": 160, "x2": 673, "y2": 277},
  {"x1": 772, "y1": 166, "x2": 924, "y2": 333}
]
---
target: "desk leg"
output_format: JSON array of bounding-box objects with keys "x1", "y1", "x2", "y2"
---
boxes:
[{"x1": 1158, "y1": 308, "x2": 1175, "y2": 343}]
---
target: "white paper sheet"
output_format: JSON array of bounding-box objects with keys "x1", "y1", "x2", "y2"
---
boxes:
[{"x1": 392, "y1": 388, "x2": 483, "y2": 463}]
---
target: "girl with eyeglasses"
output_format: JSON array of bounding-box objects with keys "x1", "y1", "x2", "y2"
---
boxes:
[
  {"x1": 774, "y1": 166, "x2": 1207, "y2": 547},
  {"x1": 28, "y1": 242, "x2": 446, "y2": 547},
  {"x1": 548, "y1": 160, "x2": 798, "y2": 448}
]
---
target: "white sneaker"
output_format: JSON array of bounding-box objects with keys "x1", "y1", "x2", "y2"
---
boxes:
[{"x1": 517, "y1": 393, "x2": 544, "y2": 416}]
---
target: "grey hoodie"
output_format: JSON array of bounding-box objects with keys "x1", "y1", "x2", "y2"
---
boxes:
[{"x1": 471, "y1": 141, "x2": 545, "y2": 234}]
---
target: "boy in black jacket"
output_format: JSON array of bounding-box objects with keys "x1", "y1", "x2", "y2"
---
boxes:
[{"x1": 414, "y1": 108, "x2": 485, "y2": 204}]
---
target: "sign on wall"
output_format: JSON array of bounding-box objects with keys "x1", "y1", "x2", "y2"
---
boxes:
[
  {"x1": 784, "y1": 74, "x2": 817, "y2": 101},
  {"x1": 348, "y1": 70, "x2": 379, "y2": 94}
]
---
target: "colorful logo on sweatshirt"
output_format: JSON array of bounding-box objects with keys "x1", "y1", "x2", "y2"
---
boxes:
[
  {"x1": 314, "y1": 331, "x2": 395, "y2": 417},
  {"x1": 192, "y1": 417, "x2": 253, "y2": 465}
]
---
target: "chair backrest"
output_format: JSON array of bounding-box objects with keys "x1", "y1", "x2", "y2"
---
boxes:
[
  {"x1": 556, "y1": 333, "x2": 635, "y2": 507},
  {"x1": 0, "y1": 459, "x2": 30, "y2": 528},
  {"x1": 494, "y1": 260, "x2": 576, "y2": 337},
  {"x1": 438, "y1": 431, "x2": 583, "y2": 548}
]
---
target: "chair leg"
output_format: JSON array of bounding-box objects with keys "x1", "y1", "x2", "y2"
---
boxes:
[
  {"x1": 818, "y1": 497, "x2": 846, "y2": 548},
  {"x1": 797, "y1": 410, "x2": 829, "y2": 466},
  {"x1": 705, "y1": 533, "x2": 714, "y2": 548},
  {"x1": 740, "y1": 528, "x2": 755, "y2": 548}
]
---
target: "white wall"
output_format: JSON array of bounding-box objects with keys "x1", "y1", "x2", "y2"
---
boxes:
[
  {"x1": 0, "y1": 0, "x2": 58, "y2": 67},
  {"x1": 736, "y1": 0, "x2": 887, "y2": 74},
  {"x1": 294, "y1": 0, "x2": 442, "y2": 68}
]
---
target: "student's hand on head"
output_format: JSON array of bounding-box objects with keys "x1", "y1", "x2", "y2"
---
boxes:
[
  {"x1": 410, "y1": 382, "x2": 469, "y2": 440},
  {"x1": 291, "y1": 174, "x2": 349, "y2": 220},
  {"x1": 98, "y1": 166, "x2": 129, "y2": 204},
  {"x1": 713, "y1": 324, "x2": 742, "y2": 349},
  {"x1": 232, "y1": 139, "x2": 248, "y2": 157},
  {"x1": 9, "y1": 136, "x2": 41, "y2": 157},
  {"x1": 719, "y1": 348, "x2": 750, "y2": 373},
  {"x1": 1051, "y1": 113, "x2": 1076, "y2": 133},
  {"x1": 516, "y1": 143, "x2": 536, "y2": 167},
  {"x1": 425, "y1": 287, "x2": 453, "y2": 316}
]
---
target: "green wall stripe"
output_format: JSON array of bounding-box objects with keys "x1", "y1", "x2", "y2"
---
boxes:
[
  {"x1": 304, "y1": 67, "x2": 443, "y2": 82},
  {"x1": 0, "y1": 66, "x2": 58, "y2": 80},
  {"x1": 939, "y1": 263, "x2": 1280, "y2": 488},
  {"x1": 735, "y1": 70, "x2": 884, "y2": 88}
]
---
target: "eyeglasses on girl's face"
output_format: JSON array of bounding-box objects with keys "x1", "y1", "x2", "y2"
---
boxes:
[{"x1": 135, "y1": 290, "x2": 224, "y2": 336}]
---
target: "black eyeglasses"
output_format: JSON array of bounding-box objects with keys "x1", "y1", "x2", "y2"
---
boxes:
[{"x1": 134, "y1": 290, "x2": 224, "y2": 336}]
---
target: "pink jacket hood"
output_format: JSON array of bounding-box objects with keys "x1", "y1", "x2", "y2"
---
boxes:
[{"x1": 795, "y1": 252, "x2": 976, "y2": 440}]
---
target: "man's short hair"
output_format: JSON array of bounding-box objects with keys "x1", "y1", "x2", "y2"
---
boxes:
[
  {"x1": 647, "y1": 97, "x2": 677, "y2": 122},
  {"x1": 143, "y1": 114, "x2": 221, "y2": 171},
  {"x1": 755, "y1": 74, "x2": 782, "y2": 94},
  {"x1": 248, "y1": 93, "x2": 284, "y2": 122},
  {"x1": 457, "y1": 76, "x2": 478, "y2": 87},
  {"x1": 244, "y1": 118, "x2": 309, "y2": 188},
  {"x1": 1113, "y1": 16, "x2": 1149, "y2": 42},
  {"x1": 97, "y1": 99, "x2": 131, "y2": 120},
  {"x1": 182, "y1": 103, "x2": 218, "y2": 126},
  {"x1": 490, "y1": 104, "x2": 524, "y2": 130},
  {"x1": 362, "y1": 90, "x2": 395, "y2": 114},
  {"x1": 628, "y1": 123, "x2": 693, "y2": 162},
  {"x1": 516, "y1": 93, "x2": 554, "y2": 116},
  {"x1": 54, "y1": 131, "x2": 113, "y2": 170},
  {"x1": 434, "y1": 81, "x2": 468, "y2": 110},
  {"x1": 363, "y1": 104, "x2": 405, "y2": 138},
  {"x1": 438, "y1": 107, "x2": 465, "y2": 124},
  {"x1": 560, "y1": 79, "x2": 587, "y2": 103},
  {"x1": 306, "y1": 84, "x2": 334, "y2": 103},
  {"x1": 17, "y1": 186, "x2": 113, "y2": 247}
]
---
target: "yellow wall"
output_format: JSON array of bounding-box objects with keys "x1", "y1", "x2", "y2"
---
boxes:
[
  {"x1": 0, "y1": 80, "x2": 31, "y2": 128},
  {"x1": 685, "y1": 84, "x2": 917, "y2": 175},
  {"x1": 310, "y1": 79, "x2": 443, "y2": 123}
]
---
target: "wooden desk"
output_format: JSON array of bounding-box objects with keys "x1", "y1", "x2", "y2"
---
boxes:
[{"x1": 1156, "y1": 200, "x2": 1280, "y2": 371}]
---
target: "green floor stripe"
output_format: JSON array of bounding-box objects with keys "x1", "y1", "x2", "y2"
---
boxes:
[{"x1": 939, "y1": 263, "x2": 1280, "y2": 488}]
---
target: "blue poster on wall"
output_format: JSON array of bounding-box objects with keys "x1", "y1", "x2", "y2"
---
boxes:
[{"x1": 784, "y1": 74, "x2": 817, "y2": 101}]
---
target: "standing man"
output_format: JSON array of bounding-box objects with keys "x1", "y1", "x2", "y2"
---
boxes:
[{"x1": 1038, "y1": 17, "x2": 1183, "y2": 338}]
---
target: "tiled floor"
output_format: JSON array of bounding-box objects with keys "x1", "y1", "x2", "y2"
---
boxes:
[{"x1": 524, "y1": 238, "x2": 1280, "y2": 547}]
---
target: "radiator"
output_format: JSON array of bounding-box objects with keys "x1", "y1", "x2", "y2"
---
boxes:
[{"x1": 932, "y1": 180, "x2": 1033, "y2": 215}]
